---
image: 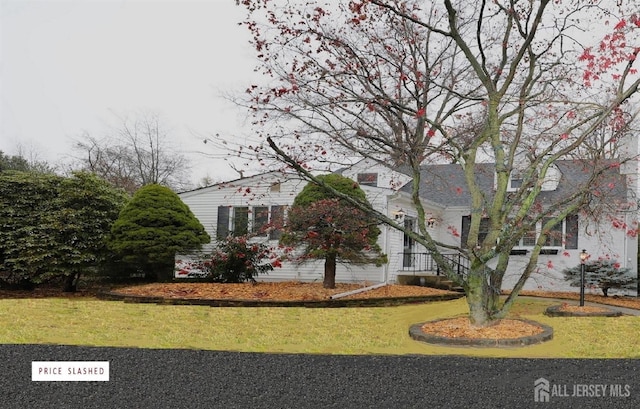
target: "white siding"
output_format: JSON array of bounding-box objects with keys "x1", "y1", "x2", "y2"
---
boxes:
[
  {"x1": 342, "y1": 159, "x2": 412, "y2": 190},
  {"x1": 177, "y1": 172, "x2": 387, "y2": 284}
]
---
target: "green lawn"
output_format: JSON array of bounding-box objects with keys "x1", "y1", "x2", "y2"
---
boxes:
[{"x1": 1, "y1": 297, "x2": 638, "y2": 358}]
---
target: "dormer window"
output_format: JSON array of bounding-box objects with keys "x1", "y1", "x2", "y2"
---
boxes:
[
  {"x1": 501, "y1": 161, "x2": 561, "y2": 192},
  {"x1": 508, "y1": 169, "x2": 524, "y2": 191},
  {"x1": 357, "y1": 173, "x2": 378, "y2": 187}
]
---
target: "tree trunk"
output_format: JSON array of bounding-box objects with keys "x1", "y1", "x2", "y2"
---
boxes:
[
  {"x1": 153, "y1": 259, "x2": 175, "y2": 282},
  {"x1": 63, "y1": 273, "x2": 80, "y2": 292},
  {"x1": 465, "y1": 264, "x2": 502, "y2": 327},
  {"x1": 323, "y1": 253, "x2": 337, "y2": 289}
]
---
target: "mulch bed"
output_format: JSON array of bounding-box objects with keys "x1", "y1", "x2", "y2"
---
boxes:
[
  {"x1": 421, "y1": 317, "x2": 544, "y2": 339},
  {"x1": 105, "y1": 281, "x2": 457, "y2": 301},
  {"x1": 557, "y1": 303, "x2": 612, "y2": 313}
]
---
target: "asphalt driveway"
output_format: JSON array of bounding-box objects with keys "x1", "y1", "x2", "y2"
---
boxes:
[{"x1": 1, "y1": 345, "x2": 638, "y2": 409}]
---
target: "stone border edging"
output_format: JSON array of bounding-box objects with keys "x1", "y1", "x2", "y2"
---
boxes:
[
  {"x1": 409, "y1": 318, "x2": 554, "y2": 348},
  {"x1": 544, "y1": 304, "x2": 623, "y2": 317},
  {"x1": 97, "y1": 291, "x2": 464, "y2": 308}
]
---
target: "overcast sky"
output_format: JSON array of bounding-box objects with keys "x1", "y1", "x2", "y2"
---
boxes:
[{"x1": 1, "y1": 0, "x2": 259, "y2": 184}]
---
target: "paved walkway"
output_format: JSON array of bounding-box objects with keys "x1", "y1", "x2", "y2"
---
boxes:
[{"x1": 2, "y1": 345, "x2": 639, "y2": 409}]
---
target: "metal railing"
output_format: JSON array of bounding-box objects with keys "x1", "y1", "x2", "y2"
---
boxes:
[
  {"x1": 440, "y1": 252, "x2": 469, "y2": 279},
  {"x1": 399, "y1": 252, "x2": 469, "y2": 280},
  {"x1": 399, "y1": 252, "x2": 437, "y2": 272}
]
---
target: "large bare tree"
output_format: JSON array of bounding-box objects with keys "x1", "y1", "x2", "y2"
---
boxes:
[
  {"x1": 236, "y1": 0, "x2": 640, "y2": 326},
  {"x1": 74, "y1": 112, "x2": 189, "y2": 194}
]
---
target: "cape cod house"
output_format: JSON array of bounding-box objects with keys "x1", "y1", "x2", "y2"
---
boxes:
[{"x1": 177, "y1": 158, "x2": 638, "y2": 293}]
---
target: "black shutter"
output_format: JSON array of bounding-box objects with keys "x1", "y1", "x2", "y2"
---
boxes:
[
  {"x1": 565, "y1": 214, "x2": 579, "y2": 249},
  {"x1": 216, "y1": 206, "x2": 230, "y2": 239},
  {"x1": 461, "y1": 215, "x2": 470, "y2": 248}
]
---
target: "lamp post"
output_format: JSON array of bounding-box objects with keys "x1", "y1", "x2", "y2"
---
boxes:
[{"x1": 579, "y1": 249, "x2": 589, "y2": 307}]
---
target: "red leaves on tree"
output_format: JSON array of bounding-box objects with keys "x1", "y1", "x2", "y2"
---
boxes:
[
  {"x1": 282, "y1": 197, "x2": 384, "y2": 266},
  {"x1": 447, "y1": 225, "x2": 460, "y2": 238},
  {"x1": 610, "y1": 216, "x2": 627, "y2": 230},
  {"x1": 580, "y1": 17, "x2": 639, "y2": 87}
]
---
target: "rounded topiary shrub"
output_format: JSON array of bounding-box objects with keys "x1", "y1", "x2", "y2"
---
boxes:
[{"x1": 109, "y1": 184, "x2": 210, "y2": 281}]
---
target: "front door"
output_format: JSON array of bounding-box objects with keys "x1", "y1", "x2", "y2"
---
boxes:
[{"x1": 403, "y1": 218, "x2": 415, "y2": 268}]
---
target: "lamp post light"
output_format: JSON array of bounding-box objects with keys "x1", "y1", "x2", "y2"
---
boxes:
[{"x1": 579, "y1": 249, "x2": 589, "y2": 307}]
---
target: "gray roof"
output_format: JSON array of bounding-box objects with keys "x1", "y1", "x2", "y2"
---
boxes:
[{"x1": 401, "y1": 160, "x2": 628, "y2": 208}]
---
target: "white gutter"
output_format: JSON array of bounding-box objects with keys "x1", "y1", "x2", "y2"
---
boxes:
[{"x1": 329, "y1": 282, "x2": 388, "y2": 300}]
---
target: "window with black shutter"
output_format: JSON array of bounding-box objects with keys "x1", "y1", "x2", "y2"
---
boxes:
[
  {"x1": 542, "y1": 217, "x2": 563, "y2": 247},
  {"x1": 565, "y1": 214, "x2": 579, "y2": 249},
  {"x1": 253, "y1": 206, "x2": 269, "y2": 234},
  {"x1": 233, "y1": 207, "x2": 249, "y2": 236},
  {"x1": 269, "y1": 205, "x2": 285, "y2": 240},
  {"x1": 461, "y1": 215, "x2": 490, "y2": 247}
]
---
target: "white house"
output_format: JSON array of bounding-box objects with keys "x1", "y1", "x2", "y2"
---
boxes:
[
  {"x1": 176, "y1": 170, "x2": 389, "y2": 283},
  {"x1": 177, "y1": 159, "x2": 638, "y2": 293}
]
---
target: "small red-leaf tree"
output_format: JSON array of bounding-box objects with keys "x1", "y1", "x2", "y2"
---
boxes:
[
  {"x1": 236, "y1": 0, "x2": 640, "y2": 325},
  {"x1": 281, "y1": 174, "x2": 386, "y2": 289}
]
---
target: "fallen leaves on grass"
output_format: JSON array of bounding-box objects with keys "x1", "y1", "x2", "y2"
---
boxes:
[
  {"x1": 111, "y1": 281, "x2": 456, "y2": 301},
  {"x1": 421, "y1": 317, "x2": 544, "y2": 340}
]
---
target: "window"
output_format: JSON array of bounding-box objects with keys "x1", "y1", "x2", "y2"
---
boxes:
[
  {"x1": 232, "y1": 207, "x2": 249, "y2": 236},
  {"x1": 514, "y1": 217, "x2": 575, "y2": 249},
  {"x1": 461, "y1": 216, "x2": 490, "y2": 248},
  {"x1": 216, "y1": 206, "x2": 230, "y2": 239},
  {"x1": 508, "y1": 169, "x2": 524, "y2": 191},
  {"x1": 403, "y1": 218, "x2": 415, "y2": 268},
  {"x1": 253, "y1": 206, "x2": 269, "y2": 234},
  {"x1": 461, "y1": 214, "x2": 579, "y2": 250},
  {"x1": 510, "y1": 177, "x2": 523, "y2": 189},
  {"x1": 564, "y1": 214, "x2": 579, "y2": 249},
  {"x1": 269, "y1": 205, "x2": 285, "y2": 240},
  {"x1": 519, "y1": 217, "x2": 537, "y2": 247},
  {"x1": 217, "y1": 205, "x2": 286, "y2": 240},
  {"x1": 542, "y1": 217, "x2": 563, "y2": 247},
  {"x1": 514, "y1": 215, "x2": 578, "y2": 249},
  {"x1": 357, "y1": 173, "x2": 378, "y2": 187}
]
